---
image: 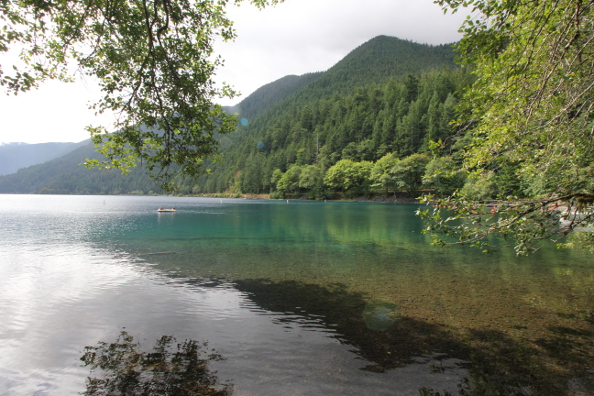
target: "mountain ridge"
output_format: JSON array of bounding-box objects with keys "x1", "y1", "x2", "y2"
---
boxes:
[
  {"x1": 225, "y1": 72, "x2": 324, "y2": 121},
  {"x1": 0, "y1": 35, "x2": 466, "y2": 195}
]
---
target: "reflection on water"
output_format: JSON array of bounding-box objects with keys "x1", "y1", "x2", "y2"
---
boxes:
[
  {"x1": 0, "y1": 195, "x2": 593, "y2": 395},
  {"x1": 80, "y1": 331, "x2": 231, "y2": 396}
]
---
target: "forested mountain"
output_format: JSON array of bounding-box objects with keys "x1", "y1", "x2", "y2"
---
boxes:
[
  {"x1": 0, "y1": 141, "x2": 86, "y2": 176},
  {"x1": 177, "y1": 36, "x2": 472, "y2": 198},
  {"x1": 226, "y1": 35, "x2": 456, "y2": 123},
  {"x1": 225, "y1": 73, "x2": 323, "y2": 121},
  {"x1": 228, "y1": 36, "x2": 458, "y2": 131},
  {"x1": 301, "y1": 35, "x2": 456, "y2": 97},
  {"x1": 0, "y1": 35, "x2": 478, "y2": 198}
]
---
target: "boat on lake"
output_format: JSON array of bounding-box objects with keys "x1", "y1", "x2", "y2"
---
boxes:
[{"x1": 157, "y1": 207, "x2": 176, "y2": 213}]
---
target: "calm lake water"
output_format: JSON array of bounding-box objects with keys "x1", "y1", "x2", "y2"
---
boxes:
[{"x1": 0, "y1": 194, "x2": 593, "y2": 395}]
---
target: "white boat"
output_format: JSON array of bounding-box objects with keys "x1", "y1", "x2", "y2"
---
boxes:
[{"x1": 157, "y1": 208, "x2": 176, "y2": 213}]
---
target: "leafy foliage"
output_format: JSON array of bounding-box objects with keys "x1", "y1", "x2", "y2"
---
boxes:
[
  {"x1": 370, "y1": 153, "x2": 399, "y2": 196},
  {"x1": 419, "y1": 0, "x2": 594, "y2": 254},
  {"x1": 390, "y1": 153, "x2": 430, "y2": 195},
  {"x1": 324, "y1": 159, "x2": 373, "y2": 197},
  {"x1": 422, "y1": 156, "x2": 465, "y2": 197}
]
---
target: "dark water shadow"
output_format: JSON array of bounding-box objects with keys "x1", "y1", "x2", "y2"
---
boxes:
[
  {"x1": 233, "y1": 278, "x2": 468, "y2": 372},
  {"x1": 231, "y1": 278, "x2": 594, "y2": 395}
]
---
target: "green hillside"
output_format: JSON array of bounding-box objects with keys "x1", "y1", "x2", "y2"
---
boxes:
[
  {"x1": 226, "y1": 72, "x2": 323, "y2": 121},
  {"x1": 179, "y1": 36, "x2": 471, "y2": 197},
  {"x1": 0, "y1": 35, "x2": 473, "y2": 198},
  {"x1": 302, "y1": 35, "x2": 456, "y2": 96}
]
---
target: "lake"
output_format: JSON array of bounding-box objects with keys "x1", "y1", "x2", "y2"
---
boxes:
[{"x1": 0, "y1": 194, "x2": 593, "y2": 395}]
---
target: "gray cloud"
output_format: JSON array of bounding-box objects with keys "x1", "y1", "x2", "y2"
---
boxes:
[{"x1": 216, "y1": 0, "x2": 468, "y2": 104}]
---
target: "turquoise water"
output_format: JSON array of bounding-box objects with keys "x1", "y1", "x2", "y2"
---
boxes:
[{"x1": 0, "y1": 195, "x2": 593, "y2": 395}]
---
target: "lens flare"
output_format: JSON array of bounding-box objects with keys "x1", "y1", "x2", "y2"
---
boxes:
[{"x1": 362, "y1": 298, "x2": 400, "y2": 332}]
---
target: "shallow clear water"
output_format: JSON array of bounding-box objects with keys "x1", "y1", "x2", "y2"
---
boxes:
[{"x1": 0, "y1": 195, "x2": 593, "y2": 395}]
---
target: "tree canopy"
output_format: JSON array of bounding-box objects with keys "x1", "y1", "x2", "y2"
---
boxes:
[
  {"x1": 1, "y1": 0, "x2": 280, "y2": 190},
  {"x1": 419, "y1": 0, "x2": 594, "y2": 254}
]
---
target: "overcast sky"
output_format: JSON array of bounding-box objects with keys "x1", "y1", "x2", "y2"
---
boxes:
[{"x1": 0, "y1": 0, "x2": 467, "y2": 145}]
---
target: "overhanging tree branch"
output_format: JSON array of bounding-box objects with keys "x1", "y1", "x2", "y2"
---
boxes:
[{"x1": 1, "y1": 0, "x2": 283, "y2": 190}]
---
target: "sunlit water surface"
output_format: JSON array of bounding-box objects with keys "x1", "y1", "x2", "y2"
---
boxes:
[{"x1": 0, "y1": 195, "x2": 593, "y2": 395}]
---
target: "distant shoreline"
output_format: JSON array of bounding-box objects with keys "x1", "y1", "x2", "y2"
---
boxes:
[
  {"x1": 0, "y1": 191, "x2": 423, "y2": 204},
  {"x1": 196, "y1": 192, "x2": 421, "y2": 204}
]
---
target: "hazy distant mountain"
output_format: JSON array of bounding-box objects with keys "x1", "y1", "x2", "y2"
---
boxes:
[
  {"x1": 0, "y1": 140, "x2": 162, "y2": 195},
  {"x1": 0, "y1": 141, "x2": 87, "y2": 176}
]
